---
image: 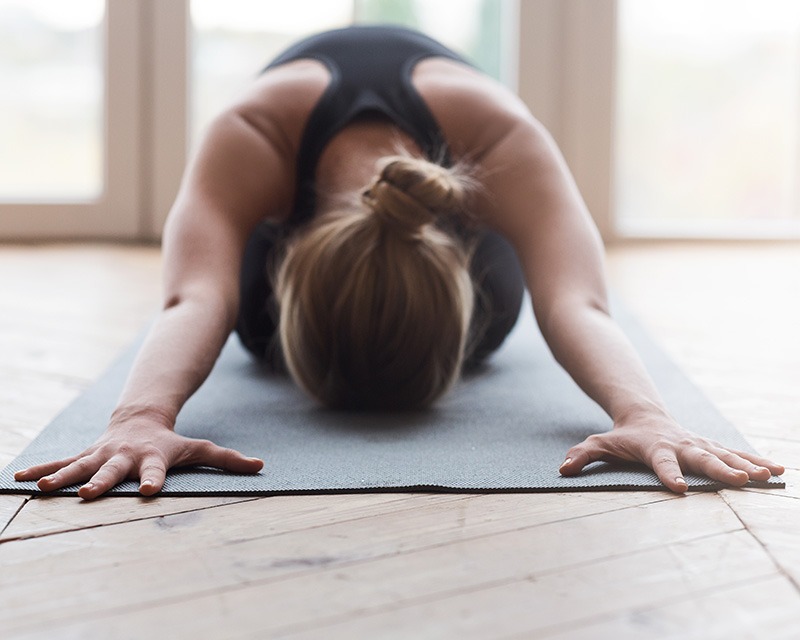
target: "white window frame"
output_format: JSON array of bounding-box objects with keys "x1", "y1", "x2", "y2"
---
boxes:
[
  {"x1": 0, "y1": 0, "x2": 144, "y2": 240},
  {"x1": 517, "y1": 0, "x2": 617, "y2": 241}
]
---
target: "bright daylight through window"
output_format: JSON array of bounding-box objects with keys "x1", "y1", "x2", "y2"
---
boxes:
[
  {"x1": 616, "y1": 0, "x2": 800, "y2": 236},
  {"x1": 0, "y1": 0, "x2": 104, "y2": 201}
]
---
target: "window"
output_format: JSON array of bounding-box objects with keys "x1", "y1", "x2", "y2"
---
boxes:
[
  {"x1": 615, "y1": 0, "x2": 800, "y2": 237},
  {"x1": 190, "y1": 0, "x2": 353, "y2": 145},
  {"x1": 0, "y1": 0, "x2": 104, "y2": 200},
  {"x1": 0, "y1": 0, "x2": 141, "y2": 239}
]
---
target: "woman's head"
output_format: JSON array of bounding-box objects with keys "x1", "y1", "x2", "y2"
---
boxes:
[{"x1": 275, "y1": 155, "x2": 475, "y2": 410}]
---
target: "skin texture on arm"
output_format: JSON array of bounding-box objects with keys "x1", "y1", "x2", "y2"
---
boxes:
[
  {"x1": 420, "y1": 61, "x2": 784, "y2": 491},
  {"x1": 15, "y1": 65, "x2": 323, "y2": 499}
]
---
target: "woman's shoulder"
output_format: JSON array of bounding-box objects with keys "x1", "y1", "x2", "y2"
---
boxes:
[
  {"x1": 413, "y1": 58, "x2": 541, "y2": 160},
  {"x1": 215, "y1": 59, "x2": 332, "y2": 159}
]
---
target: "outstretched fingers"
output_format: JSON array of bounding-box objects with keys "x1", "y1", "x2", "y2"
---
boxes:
[
  {"x1": 34, "y1": 454, "x2": 107, "y2": 492},
  {"x1": 679, "y1": 447, "x2": 749, "y2": 487},
  {"x1": 14, "y1": 428, "x2": 267, "y2": 501},
  {"x1": 185, "y1": 439, "x2": 264, "y2": 474},
  {"x1": 726, "y1": 448, "x2": 785, "y2": 477},
  {"x1": 137, "y1": 456, "x2": 168, "y2": 496},
  {"x1": 77, "y1": 455, "x2": 136, "y2": 500},
  {"x1": 14, "y1": 456, "x2": 81, "y2": 483},
  {"x1": 559, "y1": 432, "x2": 691, "y2": 494},
  {"x1": 559, "y1": 420, "x2": 785, "y2": 494},
  {"x1": 559, "y1": 435, "x2": 616, "y2": 477},
  {"x1": 709, "y1": 448, "x2": 773, "y2": 482},
  {"x1": 648, "y1": 449, "x2": 689, "y2": 493}
]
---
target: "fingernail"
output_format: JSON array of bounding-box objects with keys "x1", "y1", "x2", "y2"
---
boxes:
[
  {"x1": 560, "y1": 458, "x2": 572, "y2": 468},
  {"x1": 82, "y1": 483, "x2": 95, "y2": 491},
  {"x1": 675, "y1": 477, "x2": 687, "y2": 486},
  {"x1": 41, "y1": 475, "x2": 55, "y2": 483}
]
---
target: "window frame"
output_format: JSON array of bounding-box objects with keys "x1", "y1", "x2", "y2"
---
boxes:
[{"x1": 0, "y1": 0, "x2": 144, "y2": 240}]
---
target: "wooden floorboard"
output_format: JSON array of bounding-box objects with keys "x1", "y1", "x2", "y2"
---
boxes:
[
  {"x1": 0, "y1": 241, "x2": 797, "y2": 639},
  {"x1": 540, "y1": 575, "x2": 800, "y2": 640}
]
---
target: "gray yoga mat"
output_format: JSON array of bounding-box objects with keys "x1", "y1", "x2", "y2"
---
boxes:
[{"x1": 0, "y1": 301, "x2": 784, "y2": 496}]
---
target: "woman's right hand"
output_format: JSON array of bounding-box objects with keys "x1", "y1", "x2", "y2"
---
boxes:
[{"x1": 13, "y1": 416, "x2": 264, "y2": 500}]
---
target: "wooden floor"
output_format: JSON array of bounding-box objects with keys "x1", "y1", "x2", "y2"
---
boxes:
[{"x1": 0, "y1": 241, "x2": 798, "y2": 639}]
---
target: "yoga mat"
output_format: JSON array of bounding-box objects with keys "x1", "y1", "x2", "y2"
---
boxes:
[{"x1": 0, "y1": 301, "x2": 784, "y2": 496}]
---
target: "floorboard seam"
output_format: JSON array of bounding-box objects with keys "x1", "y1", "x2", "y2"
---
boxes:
[
  {"x1": 0, "y1": 496, "x2": 32, "y2": 541},
  {"x1": 0, "y1": 496, "x2": 266, "y2": 542},
  {"x1": 213, "y1": 492, "x2": 686, "y2": 550},
  {"x1": 0, "y1": 493, "x2": 464, "y2": 543},
  {"x1": 719, "y1": 491, "x2": 800, "y2": 595}
]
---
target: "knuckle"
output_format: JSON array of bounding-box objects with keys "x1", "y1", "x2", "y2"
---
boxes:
[
  {"x1": 139, "y1": 444, "x2": 163, "y2": 460},
  {"x1": 116, "y1": 443, "x2": 135, "y2": 458},
  {"x1": 70, "y1": 457, "x2": 94, "y2": 474},
  {"x1": 565, "y1": 447, "x2": 582, "y2": 459},
  {"x1": 582, "y1": 434, "x2": 605, "y2": 451},
  {"x1": 139, "y1": 464, "x2": 166, "y2": 478},
  {"x1": 652, "y1": 454, "x2": 679, "y2": 469},
  {"x1": 193, "y1": 439, "x2": 214, "y2": 454},
  {"x1": 102, "y1": 460, "x2": 126, "y2": 475},
  {"x1": 716, "y1": 451, "x2": 736, "y2": 463},
  {"x1": 645, "y1": 441, "x2": 674, "y2": 459}
]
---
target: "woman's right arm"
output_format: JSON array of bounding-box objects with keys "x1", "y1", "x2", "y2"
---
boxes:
[{"x1": 14, "y1": 87, "x2": 298, "y2": 499}]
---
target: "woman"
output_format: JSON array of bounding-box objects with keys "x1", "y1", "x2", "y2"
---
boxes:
[{"x1": 15, "y1": 25, "x2": 783, "y2": 499}]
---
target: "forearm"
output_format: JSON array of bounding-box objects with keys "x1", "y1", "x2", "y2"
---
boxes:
[
  {"x1": 111, "y1": 294, "x2": 234, "y2": 429},
  {"x1": 540, "y1": 302, "x2": 668, "y2": 423}
]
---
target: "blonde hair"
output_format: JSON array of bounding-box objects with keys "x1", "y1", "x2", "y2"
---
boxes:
[{"x1": 275, "y1": 155, "x2": 475, "y2": 410}]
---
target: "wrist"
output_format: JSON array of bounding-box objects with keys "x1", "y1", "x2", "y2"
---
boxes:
[
  {"x1": 109, "y1": 404, "x2": 176, "y2": 431},
  {"x1": 612, "y1": 399, "x2": 671, "y2": 427}
]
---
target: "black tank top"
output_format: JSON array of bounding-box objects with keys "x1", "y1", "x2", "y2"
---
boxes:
[{"x1": 264, "y1": 25, "x2": 472, "y2": 226}]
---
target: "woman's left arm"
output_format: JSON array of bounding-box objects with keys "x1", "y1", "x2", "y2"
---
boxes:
[{"x1": 478, "y1": 116, "x2": 784, "y2": 492}]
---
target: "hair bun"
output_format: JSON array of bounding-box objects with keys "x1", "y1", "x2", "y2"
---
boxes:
[{"x1": 362, "y1": 156, "x2": 473, "y2": 237}]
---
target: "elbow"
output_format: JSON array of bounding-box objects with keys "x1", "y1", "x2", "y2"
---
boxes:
[
  {"x1": 539, "y1": 294, "x2": 611, "y2": 340},
  {"x1": 161, "y1": 287, "x2": 240, "y2": 334}
]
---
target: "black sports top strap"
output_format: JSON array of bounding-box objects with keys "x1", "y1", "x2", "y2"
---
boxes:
[{"x1": 264, "y1": 25, "x2": 472, "y2": 227}]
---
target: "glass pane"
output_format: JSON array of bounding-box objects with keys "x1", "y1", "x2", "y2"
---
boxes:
[
  {"x1": 616, "y1": 0, "x2": 800, "y2": 233},
  {"x1": 354, "y1": 0, "x2": 505, "y2": 80},
  {"x1": 0, "y1": 0, "x2": 104, "y2": 201},
  {"x1": 191, "y1": 0, "x2": 353, "y2": 144}
]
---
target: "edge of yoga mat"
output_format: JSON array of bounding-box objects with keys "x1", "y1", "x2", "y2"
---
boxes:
[{"x1": 0, "y1": 299, "x2": 786, "y2": 496}]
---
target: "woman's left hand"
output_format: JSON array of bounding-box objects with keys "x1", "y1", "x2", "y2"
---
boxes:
[{"x1": 558, "y1": 409, "x2": 785, "y2": 493}]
